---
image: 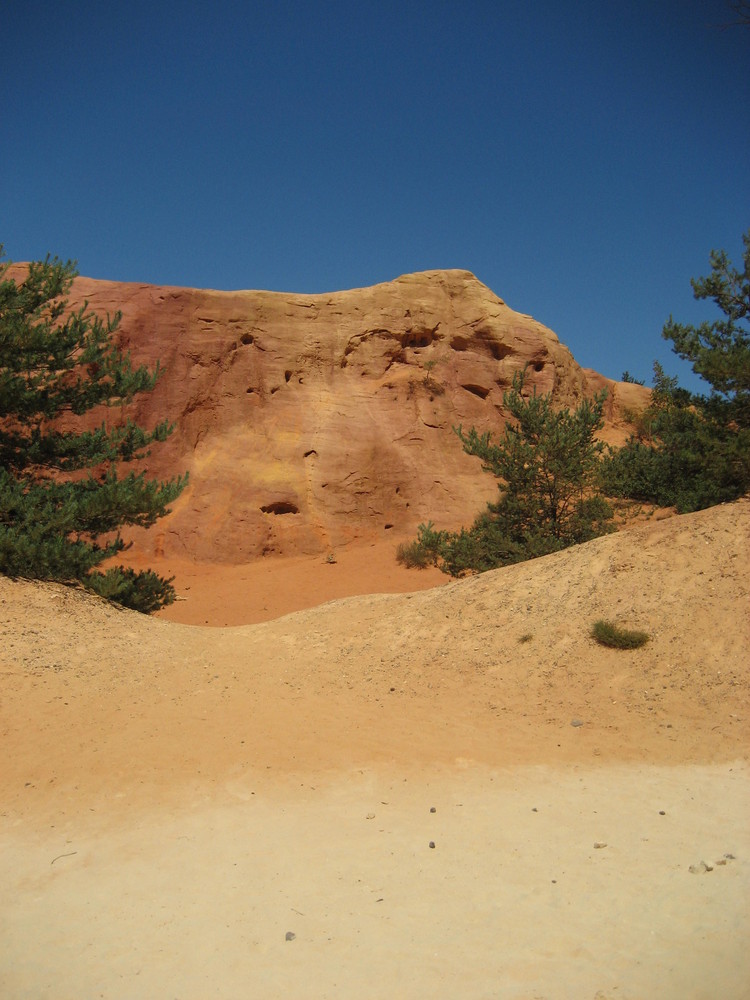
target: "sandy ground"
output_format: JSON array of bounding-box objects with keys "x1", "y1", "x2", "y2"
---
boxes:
[
  {"x1": 152, "y1": 538, "x2": 450, "y2": 627},
  {"x1": 1, "y1": 502, "x2": 749, "y2": 998}
]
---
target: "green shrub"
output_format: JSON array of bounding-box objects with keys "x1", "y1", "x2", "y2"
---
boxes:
[
  {"x1": 86, "y1": 566, "x2": 176, "y2": 614},
  {"x1": 396, "y1": 521, "x2": 447, "y2": 568},
  {"x1": 601, "y1": 230, "x2": 750, "y2": 513},
  {"x1": 396, "y1": 539, "x2": 432, "y2": 568},
  {"x1": 599, "y1": 369, "x2": 750, "y2": 512},
  {"x1": 591, "y1": 620, "x2": 649, "y2": 649}
]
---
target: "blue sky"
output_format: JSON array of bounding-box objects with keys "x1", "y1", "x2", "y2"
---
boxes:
[{"x1": 3, "y1": 1, "x2": 748, "y2": 390}]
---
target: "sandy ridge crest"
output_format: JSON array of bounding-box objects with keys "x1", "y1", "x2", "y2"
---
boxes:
[{"x1": 2, "y1": 500, "x2": 747, "y2": 815}]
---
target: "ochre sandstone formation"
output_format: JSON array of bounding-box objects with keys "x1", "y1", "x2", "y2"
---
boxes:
[{"x1": 21, "y1": 267, "x2": 650, "y2": 563}]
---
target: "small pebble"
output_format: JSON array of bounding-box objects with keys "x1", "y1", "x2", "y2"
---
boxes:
[
  {"x1": 430, "y1": 807, "x2": 436, "y2": 813},
  {"x1": 659, "y1": 810, "x2": 666, "y2": 815},
  {"x1": 429, "y1": 841, "x2": 436, "y2": 849},
  {"x1": 571, "y1": 719, "x2": 584, "y2": 728},
  {"x1": 285, "y1": 932, "x2": 296, "y2": 941},
  {"x1": 593, "y1": 842, "x2": 607, "y2": 849}
]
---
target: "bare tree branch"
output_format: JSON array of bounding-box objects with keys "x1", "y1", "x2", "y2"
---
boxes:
[{"x1": 721, "y1": 1, "x2": 750, "y2": 28}]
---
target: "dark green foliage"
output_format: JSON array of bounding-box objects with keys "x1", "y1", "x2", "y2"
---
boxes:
[
  {"x1": 664, "y1": 232, "x2": 750, "y2": 424},
  {"x1": 591, "y1": 620, "x2": 649, "y2": 649},
  {"x1": 395, "y1": 539, "x2": 432, "y2": 569},
  {"x1": 600, "y1": 371, "x2": 749, "y2": 511},
  {"x1": 396, "y1": 521, "x2": 448, "y2": 569},
  {"x1": 86, "y1": 566, "x2": 177, "y2": 615},
  {"x1": 428, "y1": 513, "x2": 530, "y2": 576},
  {"x1": 0, "y1": 250, "x2": 187, "y2": 611},
  {"x1": 404, "y1": 372, "x2": 615, "y2": 576},
  {"x1": 601, "y1": 231, "x2": 750, "y2": 512}
]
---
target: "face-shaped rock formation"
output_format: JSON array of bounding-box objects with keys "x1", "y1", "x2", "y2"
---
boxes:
[{"x1": 19, "y1": 267, "x2": 649, "y2": 563}]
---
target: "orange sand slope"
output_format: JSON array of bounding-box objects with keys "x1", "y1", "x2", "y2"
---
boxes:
[{"x1": 1, "y1": 500, "x2": 749, "y2": 998}]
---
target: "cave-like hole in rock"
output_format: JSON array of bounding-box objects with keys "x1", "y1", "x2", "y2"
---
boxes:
[
  {"x1": 461, "y1": 383, "x2": 490, "y2": 399},
  {"x1": 489, "y1": 342, "x2": 514, "y2": 361},
  {"x1": 260, "y1": 502, "x2": 300, "y2": 515}
]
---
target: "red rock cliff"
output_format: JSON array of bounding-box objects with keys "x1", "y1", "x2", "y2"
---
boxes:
[{"x1": 13, "y1": 267, "x2": 649, "y2": 562}]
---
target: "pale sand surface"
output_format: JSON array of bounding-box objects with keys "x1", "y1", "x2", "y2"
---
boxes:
[
  {"x1": 2, "y1": 502, "x2": 749, "y2": 998},
  {"x1": 3, "y1": 764, "x2": 748, "y2": 1000}
]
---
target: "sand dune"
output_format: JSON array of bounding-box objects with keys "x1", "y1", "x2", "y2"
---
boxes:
[{"x1": 1, "y1": 501, "x2": 749, "y2": 998}]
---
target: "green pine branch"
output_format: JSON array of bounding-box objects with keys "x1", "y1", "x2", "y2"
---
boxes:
[{"x1": 0, "y1": 247, "x2": 188, "y2": 612}]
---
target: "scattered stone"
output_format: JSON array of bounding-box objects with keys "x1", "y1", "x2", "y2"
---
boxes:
[
  {"x1": 285, "y1": 931, "x2": 296, "y2": 941},
  {"x1": 429, "y1": 841, "x2": 436, "y2": 849},
  {"x1": 659, "y1": 810, "x2": 666, "y2": 815},
  {"x1": 532, "y1": 807, "x2": 538, "y2": 812},
  {"x1": 593, "y1": 842, "x2": 607, "y2": 849},
  {"x1": 724, "y1": 853, "x2": 736, "y2": 860},
  {"x1": 571, "y1": 719, "x2": 584, "y2": 728},
  {"x1": 430, "y1": 806, "x2": 436, "y2": 813},
  {"x1": 688, "y1": 861, "x2": 713, "y2": 874},
  {"x1": 366, "y1": 813, "x2": 375, "y2": 820}
]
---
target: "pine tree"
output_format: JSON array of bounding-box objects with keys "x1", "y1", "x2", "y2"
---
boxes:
[
  {"x1": 398, "y1": 371, "x2": 614, "y2": 576},
  {"x1": 662, "y1": 229, "x2": 750, "y2": 429},
  {"x1": 0, "y1": 250, "x2": 187, "y2": 612},
  {"x1": 601, "y1": 230, "x2": 750, "y2": 512}
]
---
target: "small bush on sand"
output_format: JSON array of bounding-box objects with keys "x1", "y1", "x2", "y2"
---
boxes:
[
  {"x1": 396, "y1": 539, "x2": 431, "y2": 568},
  {"x1": 591, "y1": 620, "x2": 649, "y2": 649},
  {"x1": 395, "y1": 522, "x2": 448, "y2": 569}
]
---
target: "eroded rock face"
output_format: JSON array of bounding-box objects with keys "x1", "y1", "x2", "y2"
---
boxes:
[{"x1": 29, "y1": 267, "x2": 649, "y2": 562}]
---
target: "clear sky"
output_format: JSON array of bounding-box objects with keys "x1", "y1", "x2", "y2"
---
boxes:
[{"x1": 3, "y1": 1, "x2": 748, "y2": 390}]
